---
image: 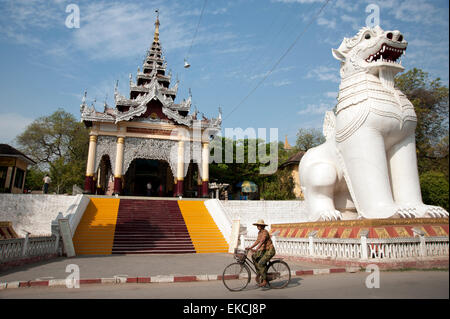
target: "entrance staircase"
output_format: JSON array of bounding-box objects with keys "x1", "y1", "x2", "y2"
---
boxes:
[
  {"x1": 178, "y1": 201, "x2": 229, "y2": 253},
  {"x1": 72, "y1": 198, "x2": 228, "y2": 255},
  {"x1": 112, "y1": 200, "x2": 195, "y2": 254},
  {"x1": 72, "y1": 198, "x2": 120, "y2": 255}
]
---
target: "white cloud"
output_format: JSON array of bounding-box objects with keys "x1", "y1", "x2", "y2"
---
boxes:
[
  {"x1": 70, "y1": 2, "x2": 239, "y2": 60},
  {"x1": 249, "y1": 66, "x2": 295, "y2": 81},
  {"x1": 0, "y1": 0, "x2": 65, "y2": 31},
  {"x1": 408, "y1": 39, "x2": 433, "y2": 48},
  {"x1": 320, "y1": 37, "x2": 341, "y2": 47},
  {"x1": 179, "y1": 5, "x2": 228, "y2": 17},
  {"x1": 306, "y1": 65, "x2": 340, "y2": 83},
  {"x1": 0, "y1": 1, "x2": 236, "y2": 61},
  {"x1": 340, "y1": 14, "x2": 361, "y2": 30},
  {"x1": 297, "y1": 103, "x2": 331, "y2": 115},
  {"x1": 0, "y1": 113, "x2": 34, "y2": 144},
  {"x1": 325, "y1": 91, "x2": 338, "y2": 98},
  {"x1": 271, "y1": 0, "x2": 324, "y2": 3},
  {"x1": 373, "y1": 0, "x2": 448, "y2": 27},
  {"x1": 273, "y1": 80, "x2": 292, "y2": 87},
  {"x1": 394, "y1": 0, "x2": 448, "y2": 26},
  {"x1": 317, "y1": 17, "x2": 336, "y2": 29},
  {"x1": 334, "y1": 0, "x2": 360, "y2": 12}
]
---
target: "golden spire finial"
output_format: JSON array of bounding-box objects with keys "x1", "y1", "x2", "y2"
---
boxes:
[
  {"x1": 284, "y1": 135, "x2": 292, "y2": 150},
  {"x1": 154, "y1": 9, "x2": 160, "y2": 42}
]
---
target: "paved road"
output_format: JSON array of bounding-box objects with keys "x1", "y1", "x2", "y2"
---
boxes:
[
  {"x1": 1, "y1": 271, "x2": 448, "y2": 299},
  {"x1": 0, "y1": 253, "x2": 330, "y2": 283}
]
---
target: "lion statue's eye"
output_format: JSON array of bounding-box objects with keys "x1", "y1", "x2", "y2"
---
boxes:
[{"x1": 365, "y1": 34, "x2": 371, "y2": 40}]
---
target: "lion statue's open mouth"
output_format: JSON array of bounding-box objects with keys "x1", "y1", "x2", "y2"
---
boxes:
[{"x1": 365, "y1": 43, "x2": 405, "y2": 64}]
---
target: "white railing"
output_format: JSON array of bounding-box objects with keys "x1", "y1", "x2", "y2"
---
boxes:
[
  {"x1": 242, "y1": 235, "x2": 449, "y2": 261},
  {"x1": 0, "y1": 235, "x2": 60, "y2": 263}
]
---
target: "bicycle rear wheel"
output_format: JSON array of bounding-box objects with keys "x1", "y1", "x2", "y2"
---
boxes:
[
  {"x1": 267, "y1": 260, "x2": 291, "y2": 289},
  {"x1": 222, "y1": 262, "x2": 251, "y2": 291}
]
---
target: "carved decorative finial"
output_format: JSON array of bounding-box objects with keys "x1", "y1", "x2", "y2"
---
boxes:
[
  {"x1": 80, "y1": 90, "x2": 87, "y2": 113},
  {"x1": 82, "y1": 90, "x2": 87, "y2": 104},
  {"x1": 91, "y1": 97, "x2": 97, "y2": 111},
  {"x1": 154, "y1": 9, "x2": 160, "y2": 42},
  {"x1": 103, "y1": 94, "x2": 109, "y2": 112},
  {"x1": 192, "y1": 106, "x2": 198, "y2": 120}
]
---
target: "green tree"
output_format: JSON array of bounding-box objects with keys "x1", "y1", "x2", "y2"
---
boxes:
[
  {"x1": 277, "y1": 141, "x2": 300, "y2": 165},
  {"x1": 23, "y1": 167, "x2": 45, "y2": 191},
  {"x1": 420, "y1": 171, "x2": 449, "y2": 211},
  {"x1": 16, "y1": 109, "x2": 89, "y2": 194},
  {"x1": 395, "y1": 68, "x2": 449, "y2": 177},
  {"x1": 260, "y1": 167, "x2": 296, "y2": 200},
  {"x1": 209, "y1": 136, "x2": 300, "y2": 200},
  {"x1": 209, "y1": 136, "x2": 281, "y2": 198},
  {"x1": 296, "y1": 128, "x2": 325, "y2": 151}
]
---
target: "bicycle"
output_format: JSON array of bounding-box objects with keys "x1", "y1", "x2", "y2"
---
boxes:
[{"x1": 222, "y1": 248, "x2": 291, "y2": 291}]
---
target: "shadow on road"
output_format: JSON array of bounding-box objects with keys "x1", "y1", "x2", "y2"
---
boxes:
[
  {"x1": 241, "y1": 277, "x2": 303, "y2": 292},
  {"x1": 285, "y1": 277, "x2": 302, "y2": 288}
]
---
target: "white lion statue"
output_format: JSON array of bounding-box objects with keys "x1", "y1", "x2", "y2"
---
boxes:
[{"x1": 299, "y1": 25, "x2": 449, "y2": 221}]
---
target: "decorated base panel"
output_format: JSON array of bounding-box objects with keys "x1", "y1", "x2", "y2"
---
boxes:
[{"x1": 270, "y1": 218, "x2": 449, "y2": 239}]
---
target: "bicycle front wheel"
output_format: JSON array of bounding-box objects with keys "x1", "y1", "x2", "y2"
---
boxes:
[
  {"x1": 222, "y1": 262, "x2": 251, "y2": 291},
  {"x1": 267, "y1": 260, "x2": 291, "y2": 289}
]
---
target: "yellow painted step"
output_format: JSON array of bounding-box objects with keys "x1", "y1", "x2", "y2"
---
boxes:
[
  {"x1": 73, "y1": 198, "x2": 120, "y2": 255},
  {"x1": 177, "y1": 201, "x2": 228, "y2": 253}
]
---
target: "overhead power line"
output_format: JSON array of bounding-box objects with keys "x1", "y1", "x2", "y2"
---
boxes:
[
  {"x1": 185, "y1": 0, "x2": 208, "y2": 64},
  {"x1": 224, "y1": 0, "x2": 332, "y2": 121}
]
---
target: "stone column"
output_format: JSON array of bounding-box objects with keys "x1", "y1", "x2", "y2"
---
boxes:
[
  {"x1": 175, "y1": 140, "x2": 185, "y2": 197},
  {"x1": 113, "y1": 137, "x2": 125, "y2": 195},
  {"x1": 10, "y1": 166, "x2": 17, "y2": 193},
  {"x1": 201, "y1": 142, "x2": 209, "y2": 198},
  {"x1": 84, "y1": 135, "x2": 97, "y2": 193}
]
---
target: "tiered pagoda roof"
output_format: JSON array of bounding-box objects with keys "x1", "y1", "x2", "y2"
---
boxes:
[{"x1": 80, "y1": 15, "x2": 221, "y2": 130}]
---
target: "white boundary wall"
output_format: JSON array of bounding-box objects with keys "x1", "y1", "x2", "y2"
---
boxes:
[
  {"x1": 219, "y1": 200, "x2": 308, "y2": 237},
  {"x1": 0, "y1": 194, "x2": 89, "y2": 237}
]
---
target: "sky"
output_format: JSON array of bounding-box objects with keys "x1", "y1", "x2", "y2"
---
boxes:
[{"x1": 0, "y1": 0, "x2": 448, "y2": 147}]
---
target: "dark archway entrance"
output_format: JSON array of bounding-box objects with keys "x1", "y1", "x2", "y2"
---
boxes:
[
  {"x1": 96, "y1": 155, "x2": 113, "y2": 195},
  {"x1": 123, "y1": 159, "x2": 174, "y2": 197}
]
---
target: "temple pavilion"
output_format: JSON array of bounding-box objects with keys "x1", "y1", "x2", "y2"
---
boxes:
[{"x1": 80, "y1": 15, "x2": 221, "y2": 197}]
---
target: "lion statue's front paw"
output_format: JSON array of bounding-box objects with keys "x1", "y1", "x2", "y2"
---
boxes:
[
  {"x1": 318, "y1": 210, "x2": 342, "y2": 221},
  {"x1": 422, "y1": 206, "x2": 449, "y2": 218},
  {"x1": 392, "y1": 207, "x2": 418, "y2": 219}
]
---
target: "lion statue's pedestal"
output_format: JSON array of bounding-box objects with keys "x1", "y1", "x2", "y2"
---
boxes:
[
  {"x1": 269, "y1": 218, "x2": 449, "y2": 268},
  {"x1": 271, "y1": 218, "x2": 449, "y2": 240},
  {"x1": 298, "y1": 25, "x2": 448, "y2": 222}
]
